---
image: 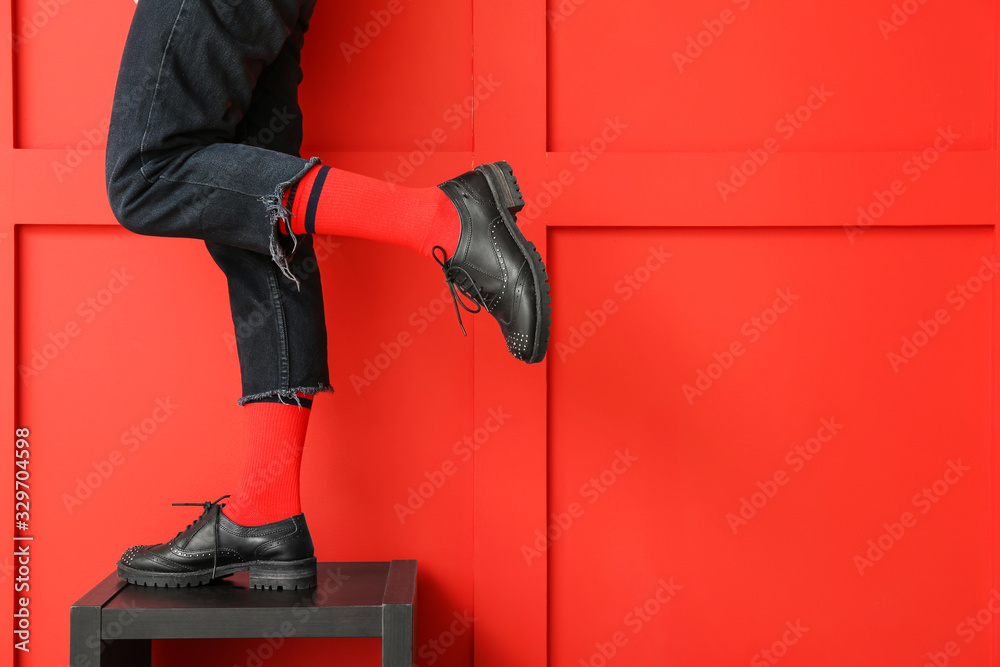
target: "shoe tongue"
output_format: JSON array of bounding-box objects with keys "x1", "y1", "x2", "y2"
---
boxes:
[
  {"x1": 456, "y1": 278, "x2": 487, "y2": 304},
  {"x1": 174, "y1": 508, "x2": 213, "y2": 549}
]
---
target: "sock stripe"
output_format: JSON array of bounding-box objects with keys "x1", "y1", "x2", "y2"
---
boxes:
[
  {"x1": 286, "y1": 163, "x2": 461, "y2": 258},
  {"x1": 304, "y1": 166, "x2": 330, "y2": 235}
]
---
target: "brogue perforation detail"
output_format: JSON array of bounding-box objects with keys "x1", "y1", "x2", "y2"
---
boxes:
[
  {"x1": 116, "y1": 500, "x2": 317, "y2": 589},
  {"x1": 434, "y1": 160, "x2": 551, "y2": 363},
  {"x1": 488, "y1": 218, "x2": 508, "y2": 312},
  {"x1": 168, "y1": 544, "x2": 244, "y2": 560}
]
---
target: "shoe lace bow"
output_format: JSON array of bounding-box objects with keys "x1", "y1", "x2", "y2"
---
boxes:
[
  {"x1": 171, "y1": 494, "x2": 230, "y2": 581},
  {"x1": 433, "y1": 245, "x2": 492, "y2": 336}
]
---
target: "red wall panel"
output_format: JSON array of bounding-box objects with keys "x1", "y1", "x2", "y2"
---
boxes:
[
  {"x1": 2, "y1": 0, "x2": 999, "y2": 665},
  {"x1": 542, "y1": 0, "x2": 999, "y2": 664},
  {"x1": 548, "y1": 225, "x2": 993, "y2": 664},
  {"x1": 16, "y1": 222, "x2": 477, "y2": 666},
  {"x1": 13, "y1": 0, "x2": 473, "y2": 152},
  {"x1": 547, "y1": 0, "x2": 995, "y2": 151}
]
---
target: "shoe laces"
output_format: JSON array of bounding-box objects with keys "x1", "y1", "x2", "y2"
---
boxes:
[
  {"x1": 433, "y1": 245, "x2": 492, "y2": 336},
  {"x1": 171, "y1": 494, "x2": 230, "y2": 581}
]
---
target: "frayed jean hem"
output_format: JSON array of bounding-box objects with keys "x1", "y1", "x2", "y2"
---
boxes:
[
  {"x1": 237, "y1": 382, "x2": 334, "y2": 408},
  {"x1": 262, "y1": 155, "x2": 322, "y2": 291}
]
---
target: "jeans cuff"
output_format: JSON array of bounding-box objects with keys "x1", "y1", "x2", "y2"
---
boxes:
[
  {"x1": 237, "y1": 382, "x2": 335, "y2": 408},
  {"x1": 262, "y1": 155, "x2": 322, "y2": 291}
]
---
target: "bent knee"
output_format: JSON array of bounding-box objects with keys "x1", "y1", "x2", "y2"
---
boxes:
[
  {"x1": 107, "y1": 159, "x2": 152, "y2": 234},
  {"x1": 106, "y1": 163, "x2": 180, "y2": 237}
]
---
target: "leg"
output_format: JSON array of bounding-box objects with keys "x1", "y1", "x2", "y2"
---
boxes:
[
  {"x1": 70, "y1": 575, "x2": 153, "y2": 666},
  {"x1": 69, "y1": 603, "x2": 101, "y2": 667},
  {"x1": 206, "y1": 237, "x2": 330, "y2": 406},
  {"x1": 105, "y1": 0, "x2": 551, "y2": 360},
  {"x1": 111, "y1": 0, "x2": 325, "y2": 583},
  {"x1": 382, "y1": 560, "x2": 418, "y2": 667},
  {"x1": 283, "y1": 160, "x2": 553, "y2": 362},
  {"x1": 206, "y1": 6, "x2": 329, "y2": 530},
  {"x1": 99, "y1": 639, "x2": 152, "y2": 667},
  {"x1": 110, "y1": 0, "x2": 329, "y2": 402},
  {"x1": 105, "y1": 0, "x2": 320, "y2": 286},
  {"x1": 382, "y1": 605, "x2": 415, "y2": 667}
]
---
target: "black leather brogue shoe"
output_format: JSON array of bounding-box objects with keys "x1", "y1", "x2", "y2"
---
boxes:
[
  {"x1": 116, "y1": 496, "x2": 317, "y2": 590},
  {"x1": 434, "y1": 160, "x2": 551, "y2": 364}
]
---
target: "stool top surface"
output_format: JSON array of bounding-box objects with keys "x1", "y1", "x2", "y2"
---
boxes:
[{"x1": 99, "y1": 562, "x2": 403, "y2": 611}]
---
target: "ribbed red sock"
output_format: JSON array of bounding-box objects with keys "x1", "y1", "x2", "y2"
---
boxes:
[
  {"x1": 222, "y1": 397, "x2": 312, "y2": 526},
  {"x1": 281, "y1": 164, "x2": 461, "y2": 258}
]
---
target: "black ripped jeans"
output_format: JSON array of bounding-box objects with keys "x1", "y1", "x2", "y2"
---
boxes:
[{"x1": 105, "y1": 0, "x2": 331, "y2": 406}]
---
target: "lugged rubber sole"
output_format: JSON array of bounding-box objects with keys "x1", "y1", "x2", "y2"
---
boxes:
[
  {"x1": 117, "y1": 556, "x2": 318, "y2": 590},
  {"x1": 476, "y1": 160, "x2": 552, "y2": 364}
]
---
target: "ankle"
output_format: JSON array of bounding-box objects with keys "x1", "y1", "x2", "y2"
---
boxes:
[
  {"x1": 222, "y1": 498, "x2": 298, "y2": 527},
  {"x1": 419, "y1": 185, "x2": 461, "y2": 258}
]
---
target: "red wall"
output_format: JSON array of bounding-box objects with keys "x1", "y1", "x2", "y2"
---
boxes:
[{"x1": 3, "y1": 0, "x2": 1000, "y2": 665}]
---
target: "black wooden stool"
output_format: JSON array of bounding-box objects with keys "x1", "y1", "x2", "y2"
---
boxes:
[{"x1": 70, "y1": 561, "x2": 417, "y2": 666}]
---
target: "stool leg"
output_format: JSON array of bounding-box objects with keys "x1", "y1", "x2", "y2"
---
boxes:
[
  {"x1": 69, "y1": 606, "x2": 101, "y2": 667},
  {"x1": 101, "y1": 638, "x2": 152, "y2": 667},
  {"x1": 382, "y1": 604, "x2": 414, "y2": 667}
]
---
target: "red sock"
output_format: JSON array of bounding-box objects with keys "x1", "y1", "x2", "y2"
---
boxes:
[
  {"x1": 281, "y1": 164, "x2": 461, "y2": 258},
  {"x1": 222, "y1": 397, "x2": 312, "y2": 526}
]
